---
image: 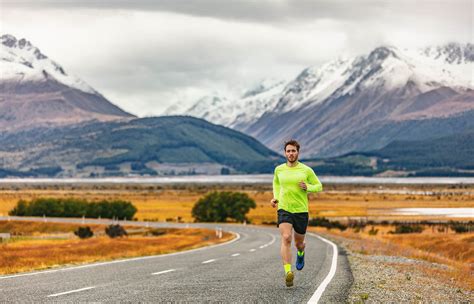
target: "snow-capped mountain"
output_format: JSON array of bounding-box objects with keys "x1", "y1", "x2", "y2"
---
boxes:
[
  {"x1": 173, "y1": 43, "x2": 474, "y2": 157},
  {"x1": 267, "y1": 43, "x2": 473, "y2": 115},
  {"x1": 164, "y1": 78, "x2": 287, "y2": 128},
  {"x1": 1, "y1": 34, "x2": 97, "y2": 94},
  {"x1": 420, "y1": 42, "x2": 474, "y2": 64},
  {"x1": 0, "y1": 34, "x2": 134, "y2": 131}
]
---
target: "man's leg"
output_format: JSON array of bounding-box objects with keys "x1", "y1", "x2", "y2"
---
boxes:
[
  {"x1": 294, "y1": 232, "x2": 306, "y2": 270},
  {"x1": 279, "y1": 223, "x2": 293, "y2": 266},
  {"x1": 279, "y1": 222, "x2": 294, "y2": 287},
  {"x1": 294, "y1": 231, "x2": 306, "y2": 253}
]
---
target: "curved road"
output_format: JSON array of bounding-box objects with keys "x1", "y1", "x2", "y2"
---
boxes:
[{"x1": 0, "y1": 216, "x2": 353, "y2": 303}]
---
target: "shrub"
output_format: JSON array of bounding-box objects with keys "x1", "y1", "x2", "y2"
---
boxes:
[
  {"x1": 308, "y1": 217, "x2": 330, "y2": 227},
  {"x1": 192, "y1": 191, "x2": 256, "y2": 222},
  {"x1": 105, "y1": 224, "x2": 127, "y2": 238},
  {"x1": 148, "y1": 228, "x2": 167, "y2": 236},
  {"x1": 368, "y1": 226, "x2": 379, "y2": 235},
  {"x1": 451, "y1": 224, "x2": 468, "y2": 233},
  {"x1": 390, "y1": 224, "x2": 423, "y2": 234},
  {"x1": 308, "y1": 217, "x2": 347, "y2": 231},
  {"x1": 74, "y1": 226, "x2": 94, "y2": 239},
  {"x1": 449, "y1": 221, "x2": 473, "y2": 233},
  {"x1": 348, "y1": 219, "x2": 367, "y2": 229},
  {"x1": 9, "y1": 200, "x2": 28, "y2": 216},
  {"x1": 9, "y1": 198, "x2": 137, "y2": 220}
]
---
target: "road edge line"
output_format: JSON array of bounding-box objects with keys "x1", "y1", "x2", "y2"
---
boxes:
[{"x1": 307, "y1": 232, "x2": 338, "y2": 304}]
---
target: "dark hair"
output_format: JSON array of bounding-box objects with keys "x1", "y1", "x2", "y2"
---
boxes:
[{"x1": 284, "y1": 139, "x2": 300, "y2": 152}]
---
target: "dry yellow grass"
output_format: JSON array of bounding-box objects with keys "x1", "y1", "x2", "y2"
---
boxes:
[
  {"x1": 0, "y1": 220, "x2": 105, "y2": 235},
  {"x1": 0, "y1": 183, "x2": 472, "y2": 286},
  {"x1": 0, "y1": 221, "x2": 233, "y2": 275},
  {"x1": 308, "y1": 225, "x2": 474, "y2": 290},
  {"x1": 0, "y1": 185, "x2": 474, "y2": 288},
  {"x1": 1, "y1": 184, "x2": 472, "y2": 223}
]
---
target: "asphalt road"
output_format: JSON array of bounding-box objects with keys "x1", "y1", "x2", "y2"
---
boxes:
[{"x1": 0, "y1": 216, "x2": 353, "y2": 303}]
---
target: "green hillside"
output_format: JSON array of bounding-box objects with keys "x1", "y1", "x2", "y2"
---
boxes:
[
  {"x1": 0, "y1": 116, "x2": 283, "y2": 177},
  {"x1": 307, "y1": 131, "x2": 474, "y2": 177}
]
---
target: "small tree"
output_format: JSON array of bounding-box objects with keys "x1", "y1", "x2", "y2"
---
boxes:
[
  {"x1": 74, "y1": 226, "x2": 94, "y2": 239},
  {"x1": 192, "y1": 191, "x2": 256, "y2": 223},
  {"x1": 105, "y1": 224, "x2": 127, "y2": 238},
  {"x1": 9, "y1": 199, "x2": 28, "y2": 216}
]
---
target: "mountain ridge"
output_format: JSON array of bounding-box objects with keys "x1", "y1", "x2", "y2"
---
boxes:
[
  {"x1": 0, "y1": 115, "x2": 283, "y2": 177},
  {"x1": 0, "y1": 34, "x2": 135, "y2": 131},
  {"x1": 167, "y1": 43, "x2": 474, "y2": 157}
]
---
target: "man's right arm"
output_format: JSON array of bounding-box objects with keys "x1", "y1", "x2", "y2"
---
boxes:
[{"x1": 272, "y1": 168, "x2": 280, "y2": 207}]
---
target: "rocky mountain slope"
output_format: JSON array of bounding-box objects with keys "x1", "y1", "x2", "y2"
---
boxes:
[
  {"x1": 169, "y1": 43, "x2": 473, "y2": 158},
  {"x1": 0, "y1": 34, "x2": 134, "y2": 131}
]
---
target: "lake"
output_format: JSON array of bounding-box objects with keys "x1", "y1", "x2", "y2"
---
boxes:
[{"x1": 393, "y1": 208, "x2": 474, "y2": 218}]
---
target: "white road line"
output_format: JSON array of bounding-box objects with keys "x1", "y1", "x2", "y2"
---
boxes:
[
  {"x1": 0, "y1": 232, "x2": 240, "y2": 281},
  {"x1": 47, "y1": 286, "x2": 95, "y2": 298},
  {"x1": 151, "y1": 269, "x2": 176, "y2": 275},
  {"x1": 202, "y1": 259, "x2": 216, "y2": 264},
  {"x1": 307, "y1": 233, "x2": 338, "y2": 304},
  {"x1": 259, "y1": 233, "x2": 277, "y2": 249},
  {"x1": 231, "y1": 253, "x2": 240, "y2": 257},
  {"x1": 267, "y1": 234, "x2": 277, "y2": 246},
  {"x1": 249, "y1": 249, "x2": 256, "y2": 252}
]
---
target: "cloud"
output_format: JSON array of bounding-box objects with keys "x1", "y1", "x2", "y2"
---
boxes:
[
  {"x1": 2, "y1": 0, "x2": 470, "y2": 25},
  {"x1": 1, "y1": 0, "x2": 471, "y2": 116}
]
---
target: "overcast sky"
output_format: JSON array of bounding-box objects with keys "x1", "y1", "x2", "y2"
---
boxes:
[{"x1": 1, "y1": 0, "x2": 472, "y2": 117}]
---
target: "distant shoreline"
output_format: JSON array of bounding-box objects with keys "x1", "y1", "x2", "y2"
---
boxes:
[{"x1": 1, "y1": 175, "x2": 474, "y2": 185}]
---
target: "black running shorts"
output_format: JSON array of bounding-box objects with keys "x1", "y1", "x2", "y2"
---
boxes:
[{"x1": 277, "y1": 209, "x2": 309, "y2": 235}]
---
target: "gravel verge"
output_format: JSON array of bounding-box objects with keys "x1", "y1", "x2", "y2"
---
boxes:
[{"x1": 318, "y1": 233, "x2": 473, "y2": 303}]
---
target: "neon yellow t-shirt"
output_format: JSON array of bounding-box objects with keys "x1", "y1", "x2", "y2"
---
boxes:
[{"x1": 273, "y1": 162, "x2": 323, "y2": 213}]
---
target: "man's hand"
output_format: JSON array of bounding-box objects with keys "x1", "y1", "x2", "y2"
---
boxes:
[
  {"x1": 270, "y1": 198, "x2": 278, "y2": 208},
  {"x1": 299, "y1": 181, "x2": 307, "y2": 191}
]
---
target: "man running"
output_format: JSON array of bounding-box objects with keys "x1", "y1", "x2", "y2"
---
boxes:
[{"x1": 271, "y1": 139, "x2": 323, "y2": 287}]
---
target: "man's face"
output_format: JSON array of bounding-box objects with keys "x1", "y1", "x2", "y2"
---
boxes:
[{"x1": 285, "y1": 144, "x2": 299, "y2": 163}]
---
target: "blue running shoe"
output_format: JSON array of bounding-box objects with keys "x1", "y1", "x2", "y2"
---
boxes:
[{"x1": 296, "y1": 251, "x2": 305, "y2": 270}]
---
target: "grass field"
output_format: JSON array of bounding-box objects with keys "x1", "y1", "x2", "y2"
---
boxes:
[
  {"x1": 0, "y1": 183, "x2": 472, "y2": 223},
  {"x1": 0, "y1": 221, "x2": 233, "y2": 275},
  {"x1": 0, "y1": 183, "x2": 472, "y2": 288},
  {"x1": 309, "y1": 224, "x2": 474, "y2": 290}
]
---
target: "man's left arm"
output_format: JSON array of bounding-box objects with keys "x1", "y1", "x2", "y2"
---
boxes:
[{"x1": 305, "y1": 167, "x2": 323, "y2": 193}]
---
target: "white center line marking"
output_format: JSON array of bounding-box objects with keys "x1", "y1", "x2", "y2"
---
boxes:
[
  {"x1": 151, "y1": 269, "x2": 176, "y2": 275},
  {"x1": 259, "y1": 245, "x2": 265, "y2": 248},
  {"x1": 231, "y1": 253, "x2": 240, "y2": 257},
  {"x1": 249, "y1": 249, "x2": 256, "y2": 252},
  {"x1": 202, "y1": 259, "x2": 216, "y2": 264},
  {"x1": 47, "y1": 286, "x2": 95, "y2": 298}
]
